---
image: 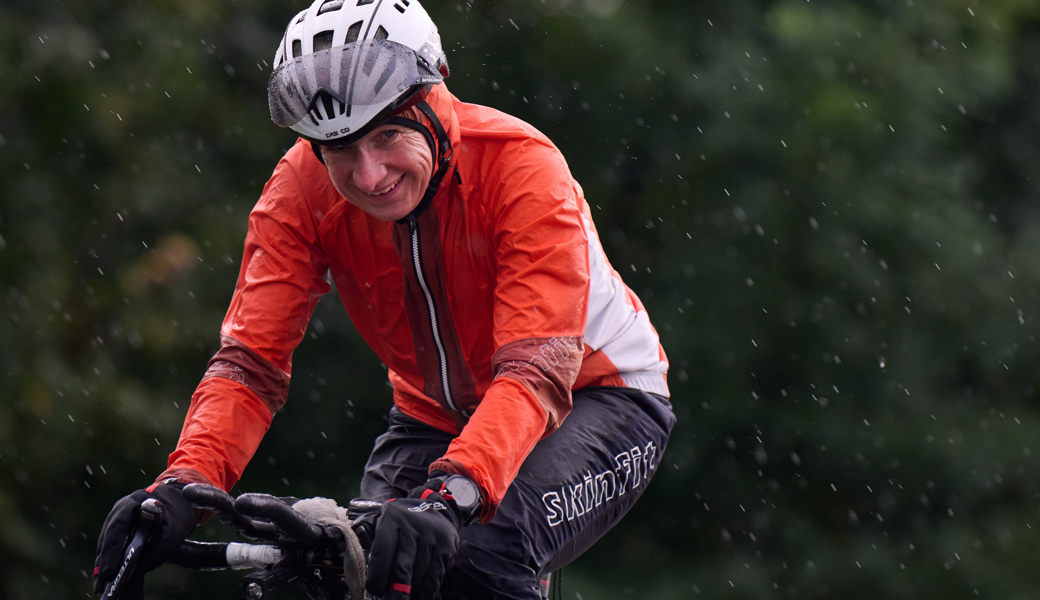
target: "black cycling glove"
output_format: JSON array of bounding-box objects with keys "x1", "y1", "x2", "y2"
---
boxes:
[
  {"x1": 365, "y1": 475, "x2": 481, "y2": 600},
  {"x1": 94, "y1": 482, "x2": 202, "y2": 597}
]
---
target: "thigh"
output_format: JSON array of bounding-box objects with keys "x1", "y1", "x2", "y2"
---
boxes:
[
  {"x1": 359, "y1": 406, "x2": 454, "y2": 501},
  {"x1": 443, "y1": 387, "x2": 676, "y2": 599}
]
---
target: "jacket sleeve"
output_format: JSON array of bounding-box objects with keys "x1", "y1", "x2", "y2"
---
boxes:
[
  {"x1": 430, "y1": 139, "x2": 589, "y2": 520},
  {"x1": 158, "y1": 152, "x2": 331, "y2": 491}
]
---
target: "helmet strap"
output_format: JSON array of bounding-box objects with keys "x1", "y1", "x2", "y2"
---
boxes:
[
  {"x1": 392, "y1": 98, "x2": 456, "y2": 221},
  {"x1": 414, "y1": 99, "x2": 452, "y2": 168}
]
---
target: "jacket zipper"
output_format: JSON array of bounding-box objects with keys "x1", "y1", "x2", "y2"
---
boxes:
[{"x1": 406, "y1": 215, "x2": 458, "y2": 412}]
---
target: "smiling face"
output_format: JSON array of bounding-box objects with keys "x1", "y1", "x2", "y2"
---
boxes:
[{"x1": 320, "y1": 123, "x2": 434, "y2": 222}]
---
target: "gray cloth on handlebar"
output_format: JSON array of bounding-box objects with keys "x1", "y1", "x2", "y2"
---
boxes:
[{"x1": 293, "y1": 497, "x2": 367, "y2": 600}]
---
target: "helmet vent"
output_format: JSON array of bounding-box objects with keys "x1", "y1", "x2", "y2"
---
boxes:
[
  {"x1": 317, "y1": 0, "x2": 344, "y2": 15},
  {"x1": 313, "y1": 30, "x2": 334, "y2": 52},
  {"x1": 292, "y1": 39, "x2": 303, "y2": 58},
  {"x1": 345, "y1": 21, "x2": 363, "y2": 44},
  {"x1": 393, "y1": 2, "x2": 407, "y2": 14},
  {"x1": 315, "y1": 92, "x2": 337, "y2": 121},
  {"x1": 374, "y1": 25, "x2": 389, "y2": 40},
  {"x1": 356, "y1": 0, "x2": 375, "y2": 5}
]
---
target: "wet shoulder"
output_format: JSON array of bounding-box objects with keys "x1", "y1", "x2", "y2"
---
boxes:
[{"x1": 454, "y1": 100, "x2": 554, "y2": 146}]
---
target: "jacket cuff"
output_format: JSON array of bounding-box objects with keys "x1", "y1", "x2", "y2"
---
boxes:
[{"x1": 150, "y1": 467, "x2": 216, "y2": 492}]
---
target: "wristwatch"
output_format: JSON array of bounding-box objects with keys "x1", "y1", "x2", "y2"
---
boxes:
[{"x1": 442, "y1": 475, "x2": 481, "y2": 524}]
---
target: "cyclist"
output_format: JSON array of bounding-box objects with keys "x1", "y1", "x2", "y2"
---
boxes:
[{"x1": 95, "y1": 0, "x2": 676, "y2": 598}]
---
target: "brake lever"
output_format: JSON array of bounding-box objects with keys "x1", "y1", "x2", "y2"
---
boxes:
[{"x1": 102, "y1": 498, "x2": 163, "y2": 599}]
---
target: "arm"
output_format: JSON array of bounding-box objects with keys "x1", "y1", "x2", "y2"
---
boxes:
[
  {"x1": 158, "y1": 152, "x2": 332, "y2": 491},
  {"x1": 431, "y1": 139, "x2": 589, "y2": 521}
]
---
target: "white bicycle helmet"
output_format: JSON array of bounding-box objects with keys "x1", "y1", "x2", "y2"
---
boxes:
[{"x1": 268, "y1": 0, "x2": 449, "y2": 143}]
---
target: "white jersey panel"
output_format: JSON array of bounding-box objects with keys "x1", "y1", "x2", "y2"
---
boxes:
[{"x1": 582, "y1": 216, "x2": 670, "y2": 397}]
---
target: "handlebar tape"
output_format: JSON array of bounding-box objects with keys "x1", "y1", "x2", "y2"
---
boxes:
[
  {"x1": 182, "y1": 483, "x2": 280, "y2": 542},
  {"x1": 170, "y1": 540, "x2": 230, "y2": 570},
  {"x1": 235, "y1": 493, "x2": 326, "y2": 546}
]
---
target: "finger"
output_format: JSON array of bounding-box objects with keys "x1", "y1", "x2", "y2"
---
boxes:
[
  {"x1": 92, "y1": 567, "x2": 104, "y2": 596},
  {"x1": 409, "y1": 545, "x2": 440, "y2": 600},
  {"x1": 95, "y1": 496, "x2": 143, "y2": 581},
  {"x1": 366, "y1": 523, "x2": 402, "y2": 595},
  {"x1": 386, "y1": 531, "x2": 419, "y2": 599},
  {"x1": 387, "y1": 581, "x2": 413, "y2": 600}
]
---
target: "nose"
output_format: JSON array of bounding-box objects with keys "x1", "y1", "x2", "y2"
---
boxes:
[{"x1": 351, "y1": 146, "x2": 388, "y2": 193}]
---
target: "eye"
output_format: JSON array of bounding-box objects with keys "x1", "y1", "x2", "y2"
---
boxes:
[{"x1": 381, "y1": 128, "x2": 399, "y2": 140}]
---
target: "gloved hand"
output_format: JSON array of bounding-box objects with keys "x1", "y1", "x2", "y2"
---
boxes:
[
  {"x1": 94, "y1": 481, "x2": 202, "y2": 597},
  {"x1": 365, "y1": 475, "x2": 481, "y2": 600}
]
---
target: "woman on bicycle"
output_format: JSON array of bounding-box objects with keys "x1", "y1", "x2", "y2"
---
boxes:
[{"x1": 95, "y1": 1, "x2": 675, "y2": 598}]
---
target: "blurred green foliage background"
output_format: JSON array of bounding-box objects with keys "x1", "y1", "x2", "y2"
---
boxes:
[{"x1": 3, "y1": 0, "x2": 1040, "y2": 598}]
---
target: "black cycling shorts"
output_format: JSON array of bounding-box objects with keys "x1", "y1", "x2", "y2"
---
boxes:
[{"x1": 359, "y1": 386, "x2": 676, "y2": 600}]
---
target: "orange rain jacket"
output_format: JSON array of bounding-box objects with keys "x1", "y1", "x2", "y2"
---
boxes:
[{"x1": 157, "y1": 84, "x2": 669, "y2": 520}]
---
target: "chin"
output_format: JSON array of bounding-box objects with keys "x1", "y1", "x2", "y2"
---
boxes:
[{"x1": 369, "y1": 201, "x2": 415, "y2": 222}]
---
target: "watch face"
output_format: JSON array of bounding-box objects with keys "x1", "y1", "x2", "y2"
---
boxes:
[{"x1": 445, "y1": 476, "x2": 480, "y2": 509}]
